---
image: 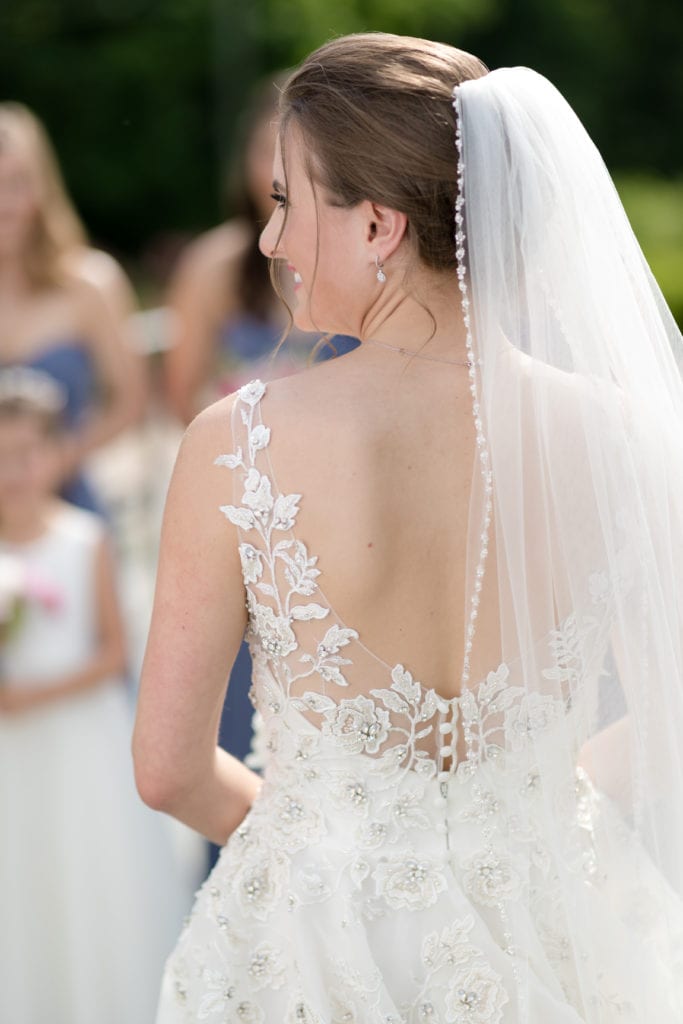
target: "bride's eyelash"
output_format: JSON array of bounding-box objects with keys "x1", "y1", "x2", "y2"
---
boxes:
[{"x1": 270, "y1": 191, "x2": 287, "y2": 208}]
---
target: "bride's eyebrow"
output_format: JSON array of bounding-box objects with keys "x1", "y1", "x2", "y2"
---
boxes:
[{"x1": 272, "y1": 179, "x2": 286, "y2": 193}]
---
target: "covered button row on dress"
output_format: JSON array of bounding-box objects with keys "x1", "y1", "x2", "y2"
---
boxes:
[
  {"x1": 432, "y1": 720, "x2": 454, "y2": 839},
  {"x1": 433, "y1": 715, "x2": 457, "y2": 844},
  {"x1": 435, "y1": 717, "x2": 456, "y2": 803}
]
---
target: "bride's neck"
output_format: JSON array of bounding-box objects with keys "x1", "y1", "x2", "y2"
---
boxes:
[{"x1": 358, "y1": 275, "x2": 468, "y2": 361}]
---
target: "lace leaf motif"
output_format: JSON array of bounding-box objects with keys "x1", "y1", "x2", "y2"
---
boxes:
[{"x1": 216, "y1": 380, "x2": 609, "y2": 775}]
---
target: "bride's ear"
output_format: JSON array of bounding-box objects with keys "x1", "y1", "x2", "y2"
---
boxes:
[{"x1": 363, "y1": 201, "x2": 408, "y2": 263}]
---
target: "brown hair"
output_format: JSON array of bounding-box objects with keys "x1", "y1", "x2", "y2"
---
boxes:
[
  {"x1": 278, "y1": 33, "x2": 488, "y2": 274},
  {"x1": 0, "y1": 103, "x2": 87, "y2": 288}
]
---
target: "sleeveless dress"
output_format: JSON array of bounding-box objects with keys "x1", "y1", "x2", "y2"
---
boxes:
[
  {"x1": 1, "y1": 339, "x2": 102, "y2": 513},
  {"x1": 0, "y1": 504, "x2": 187, "y2": 1024},
  {"x1": 156, "y1": 380, "x2": 683, "y2": 1023},
  {"x1": 207, "y1": 319, "x2": 359, "y2": 870}
]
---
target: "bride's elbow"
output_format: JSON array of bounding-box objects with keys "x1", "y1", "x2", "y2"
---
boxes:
[
  {"x1": 132, "y1": 728, "x2": 185, "y2": 813},
  {"x1": 134, "y1": 762, "x2": 174, "y2": 812}
]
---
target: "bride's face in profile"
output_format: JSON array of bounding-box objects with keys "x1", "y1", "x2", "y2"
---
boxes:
[{"x1": 259, "y1": 126, "x2": 373, "y2": 337}]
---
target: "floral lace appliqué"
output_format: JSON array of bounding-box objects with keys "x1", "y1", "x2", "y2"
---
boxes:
[{"x1": 159, "y1": 378, "x2": 649, "y2": 1024}]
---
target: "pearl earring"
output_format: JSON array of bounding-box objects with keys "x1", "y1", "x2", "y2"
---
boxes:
[{"x1": 375, "y1": 255, "x2": 386, "y2": 283}]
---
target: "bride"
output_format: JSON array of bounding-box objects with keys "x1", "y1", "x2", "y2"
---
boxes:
[{"x1": 134, "y1": 32, "x2": 683, "y2": 1022}]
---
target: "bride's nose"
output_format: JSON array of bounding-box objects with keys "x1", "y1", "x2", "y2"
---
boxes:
[{"x1": 258, "y1": 216, "x2": 284, "y2": 260}]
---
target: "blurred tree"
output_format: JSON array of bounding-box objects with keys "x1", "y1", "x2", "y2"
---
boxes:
[
  {"x1": 0, "y1": 0, "x2": 680, "y2": 313},
  {"x1": 458, "y1": 0, "x2": 683, "y2": 174},
  {"x1": 0, "y1": 0, "x2": 217, "y2": 253},
  {"x1": 255, "y1": 0, "x2": 497, "y2": 65}
]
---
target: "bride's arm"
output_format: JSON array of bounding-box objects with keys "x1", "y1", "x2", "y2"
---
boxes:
[{"x1": 133, "y1": 398, "x2": 261, "y2": 845}]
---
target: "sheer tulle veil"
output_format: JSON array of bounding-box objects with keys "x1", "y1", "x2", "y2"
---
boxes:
[{"x1": 452, "y1": 67, "x2": 683, "y2": 1014}]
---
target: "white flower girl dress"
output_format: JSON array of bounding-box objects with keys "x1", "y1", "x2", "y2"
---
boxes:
[{"x1": 0, "y1": 503, "x2": 188, "y2": 1024}]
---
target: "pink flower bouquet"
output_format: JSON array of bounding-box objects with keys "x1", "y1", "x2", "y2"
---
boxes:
[{"x1": 0, "y1": 554, "x2": 63, "y2": 648}]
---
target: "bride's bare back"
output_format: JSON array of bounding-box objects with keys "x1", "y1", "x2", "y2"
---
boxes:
[{"x1": 255, "y1": 347, "x2": 482, "y2": 702}]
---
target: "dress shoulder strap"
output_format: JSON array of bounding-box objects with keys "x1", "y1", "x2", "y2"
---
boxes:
[
  {"x1": 213, "y1": 380, "x2": 364, "y2": 696},
  {"x1": 217, "y1": 379, "x2": 302, "y2": 534}
]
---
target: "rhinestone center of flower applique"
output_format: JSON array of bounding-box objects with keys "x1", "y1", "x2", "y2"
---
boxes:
[{"x1": 216, "y1": 381, "x2": 589, "y2": 788}]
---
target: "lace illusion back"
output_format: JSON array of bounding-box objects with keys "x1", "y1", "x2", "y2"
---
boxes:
[
  {"x1": 219, "y1": 378, "x2": 572, "y2": 778},
  {"x1": 155, "y1": 379, "x2": 683, "y2": 1024}
]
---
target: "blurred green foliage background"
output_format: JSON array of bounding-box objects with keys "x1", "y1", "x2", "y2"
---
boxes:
[{"x1": 1, "y1": 0, "x2": 681, "y2": 316}]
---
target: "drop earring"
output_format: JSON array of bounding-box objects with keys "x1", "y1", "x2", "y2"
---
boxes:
[{"x1": 375, "y1": 255, "x2": 386, "y2": 283}]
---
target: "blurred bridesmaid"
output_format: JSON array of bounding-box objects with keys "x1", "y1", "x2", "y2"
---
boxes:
[
  {"x1": 165, "y1": 73, "x2": 358, "y2": 426},
  {"x1": 0, "y1": 102, "x2": 145, "y2": 515}
]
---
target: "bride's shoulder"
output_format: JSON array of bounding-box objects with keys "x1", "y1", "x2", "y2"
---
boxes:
[
  {"x1": 185, "y1": 357, "x2": 355, "y2": 461},
  {"x1": 252, "y1": 359, "x2": 361, "y2": 439}
]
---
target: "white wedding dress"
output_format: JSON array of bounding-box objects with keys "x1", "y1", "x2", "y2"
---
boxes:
[
  {"x1": 156, "y1": 380, "x2": 683, "y2": 1024},
  {"x1": 0, "y1": 503, "x2": 188, "y2": 1024}
]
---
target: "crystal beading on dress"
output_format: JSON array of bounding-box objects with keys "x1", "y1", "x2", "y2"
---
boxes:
[
  {"x1": 153, "y1": 362, "x2": 683, "y2": 1021},
  {"x1": 151, "y1": 46, "x2": 683, "y2": 1022}
]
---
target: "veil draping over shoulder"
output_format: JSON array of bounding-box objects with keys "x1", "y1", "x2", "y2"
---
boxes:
[{"x1": 454, "y1": 68, "x2": 683, "y2": 1016}]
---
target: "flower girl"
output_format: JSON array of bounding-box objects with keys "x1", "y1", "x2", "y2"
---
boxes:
[{"x1": 0, "y1": 367, "x2": 186, "y2": 1024}]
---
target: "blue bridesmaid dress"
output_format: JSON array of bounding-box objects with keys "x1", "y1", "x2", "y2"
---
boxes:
[{"x1": 4, "y1": 339, "x2": 103, "y2": 515}]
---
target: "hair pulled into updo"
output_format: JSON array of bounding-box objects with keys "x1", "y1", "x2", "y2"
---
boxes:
[{"x1": 278, "y1": 33, "x2": 488, "y2": 272}]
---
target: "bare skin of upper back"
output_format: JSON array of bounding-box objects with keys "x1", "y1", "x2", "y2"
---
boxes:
[{"x1": 254, "y1": 343, "x2": 486, "y2": 698}]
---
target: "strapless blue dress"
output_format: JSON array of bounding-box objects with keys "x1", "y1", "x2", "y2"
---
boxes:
[
  {"x1": 218, "y1": 313, "x2": 359, "y2": 363},
  {"x1": 2, "y1": 340, "x2": 102, "y2": 515},
  {"x1": 211, "y1": 313, "x2": 359, "y2": 400}
]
